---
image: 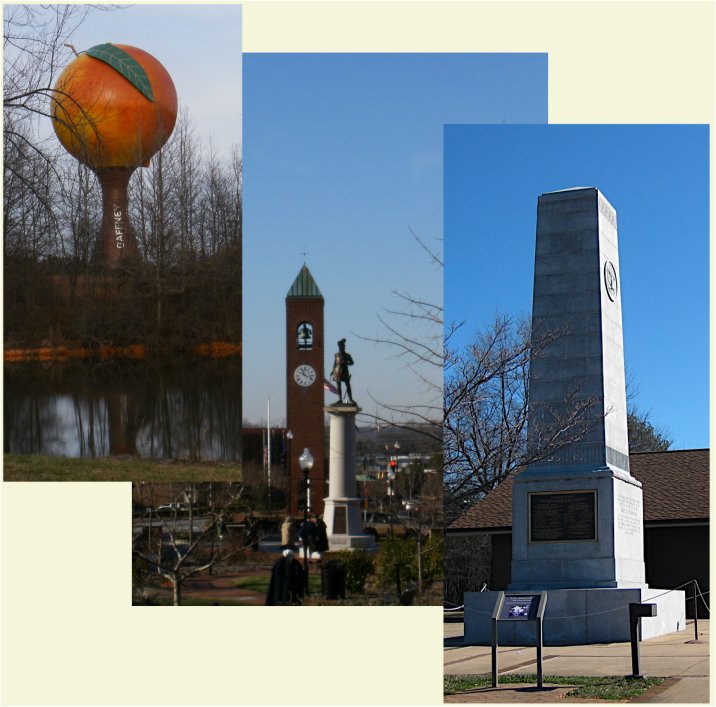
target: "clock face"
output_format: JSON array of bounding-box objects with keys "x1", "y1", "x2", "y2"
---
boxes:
[
  {"x1": 294, "y1": 364, "x2": 317, "y2": 387},
  {"x1": 604, "y1": 261, "x2": 618, "y2": 301}
]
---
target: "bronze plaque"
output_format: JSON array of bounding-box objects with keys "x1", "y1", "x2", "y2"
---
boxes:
[
  {"x1": 529, "y1": 491, "x2": 596, "y2": 542},
  {"x1": 333, "y1": 507, "x2": 347, "y2": 534}
]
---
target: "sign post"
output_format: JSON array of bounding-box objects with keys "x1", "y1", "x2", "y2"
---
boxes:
[
  {"x1": 628, "y1": 603, "x2": 657, "y2": 678},
  {"x1": 491, "y1": 592, "x2": 548, "y2": 689},
  {"x1": 491, "y1": 593, "x2": 503, "y2": 687}
]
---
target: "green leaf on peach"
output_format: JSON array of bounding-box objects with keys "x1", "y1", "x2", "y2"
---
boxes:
[{"x1": 86, "y1": 43, "x2": 154, "y2": 102}]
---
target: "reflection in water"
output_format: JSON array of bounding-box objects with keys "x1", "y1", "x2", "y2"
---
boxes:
[{"x1": 4, "y1": 357, "x2": 242, "y2": 461}]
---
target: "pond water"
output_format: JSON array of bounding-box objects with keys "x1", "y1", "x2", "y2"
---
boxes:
[{"x1": 4, "y1": 357, "x2": 242, "y2": 461}]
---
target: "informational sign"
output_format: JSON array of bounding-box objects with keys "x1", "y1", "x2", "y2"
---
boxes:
[
  {"x1": 529, "y1": 490, "x2": 597, "y2": 542},
  {"x1": 499, "y1": 594, "x2": 541, "y2": 621},
  {"x1": 492, "y1": 591, "x2": 548, "y2": 689}
]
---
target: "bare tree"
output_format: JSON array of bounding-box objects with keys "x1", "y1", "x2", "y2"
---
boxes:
[
  {"x1": 3, "y1": 5, "x2": 124, "y2": 269},
  {"x1": 133, "y1": 482, "x2": 250, "y2": 606},
  {"x1": 54, "y1": 155, "x2": 101, "y2": 280},
  {"x1": 3, "y1": 117, "x2": 62, "y2": 259},
  {"x1": 173, "y1": 110, "x2": 202, "y2": 256},
  {"x1": 398, "y1": 458, "x2": 443, "y2": 594},
  {"x1": 3, "y1": 6, "x2": 118, "y2": 214},
  {"x1": 443, "y1": 314, "x2": 598, "y2": 522},
  {"x1": 357, "y1": 229, "x2": 443, "y2": 443},
  {"x1": 3, "y1": 6, "x2": 99, "y2": 111}
]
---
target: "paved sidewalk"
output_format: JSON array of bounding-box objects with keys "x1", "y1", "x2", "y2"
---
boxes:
[{"x1": 444, "y1": 619, "x2": 710, "y2": 703}]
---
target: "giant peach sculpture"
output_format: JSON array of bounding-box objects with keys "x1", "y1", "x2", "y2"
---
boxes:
[{"x1": 52, "y1": 43, "x2": 177, "y2": 266}]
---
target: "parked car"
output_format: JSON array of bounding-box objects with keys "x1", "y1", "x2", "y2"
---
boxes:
[
  {"x1": 156, "y1": 503, "x2": 190, "y2": 514},
  {"x1": 363, "y1": 511, "x2": 410, "y2": 539}
]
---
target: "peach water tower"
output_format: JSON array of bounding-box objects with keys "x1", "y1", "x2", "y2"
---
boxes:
[{"x1": 52, "y1": 43, "x2": 177, "y2": 266}]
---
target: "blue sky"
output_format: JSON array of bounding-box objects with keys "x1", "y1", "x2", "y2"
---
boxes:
[
  {"x1": 36, "y1": 4, "x2": 242, "y2": 156},
  {"x1": 445, "y1": 124, "x2": 709, "y2": 450},
  {"x1": 243, "y1": 53, "x2": 547, "y2": 425}
]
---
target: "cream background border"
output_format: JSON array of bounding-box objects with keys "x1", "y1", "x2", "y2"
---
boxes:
[{"x1": 2, "y1": 2, "x2": 713, "y2": 705}]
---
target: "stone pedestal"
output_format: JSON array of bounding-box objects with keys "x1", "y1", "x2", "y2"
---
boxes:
[
  {"x1": 510, "y1": 466, "x2": 646, "y2": 590},
  {"x1": 464, "y1": 587, "x2": 686, "y2": 646},
  {"x1": 323, "y1": 404, "x2": 375, "y2": 551}
]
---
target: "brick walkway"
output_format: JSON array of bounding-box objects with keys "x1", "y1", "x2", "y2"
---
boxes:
[{"x1": 171, "y1": 571, "x2": 266, "y2": 605}]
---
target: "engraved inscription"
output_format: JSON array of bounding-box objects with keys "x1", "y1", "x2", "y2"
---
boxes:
[
  {"x1": 536, "y1": 443, "x2": 605, "y2": 467},
  {"x1": 598, "y1": 198, "x2": 617, "y2": 227},
  {"x1": 333, "y1": 506, "x2": 347, "y2": 534},
  {"x1": 113, "y1": 203, "x2": 124, "y2": 249},
  {"x1": 606, "y1": 445, "x2": 630, "y2": 472},
  {"x1": 617, "y1": 494, "x2": 640, "y2": 536},
  {"x1": 530, "y1": 492, "x2": 596, "y2": 542}
]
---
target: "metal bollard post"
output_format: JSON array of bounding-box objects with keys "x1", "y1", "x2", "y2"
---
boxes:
[
  {"x1": 491, "y1": 617, "x2": 498, "y2": 687},
  {"x1": 628, "y1": 603, "x2": 657, "y2": 678},
  {"x1": 686, "y1": 580, "x2": 704, "y2": 644}
]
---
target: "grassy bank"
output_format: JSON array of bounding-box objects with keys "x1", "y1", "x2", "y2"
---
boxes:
[
  {"x1": 444, "y1": 674, "x2": 665, "y2": 700},
  {"x1": 4, "y1": 454, "x2": 241, "y2": 482}
]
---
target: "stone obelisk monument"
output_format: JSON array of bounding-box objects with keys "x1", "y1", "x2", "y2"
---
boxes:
[
  {"x1": 323, "y1": 339, "x2": 375, "y2": 550},
  {"x1": 464, "y1": 188, "x2": 685, "y2": 645},
  {"x1": 510, "y1": 187, "x2": 640, "y2": 590}
]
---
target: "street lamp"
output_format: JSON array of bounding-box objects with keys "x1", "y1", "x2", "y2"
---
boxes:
[
  {"x1": 298, "y1": 447, "x2": 314, "y2": 595},
  {"x1": 388, "y1": 441, "x2": 401, "y2": 597},
  {"x1": 285, "y1": 430, "x2": 293, "y2": 512},
  {"x1": 387, "y1": 466, "x2": 396, "y2": 536},
  {"x1": 387, "y1": 441, "x2": 400, "y2": 535}
]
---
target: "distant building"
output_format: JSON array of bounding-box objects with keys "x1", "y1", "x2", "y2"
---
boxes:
[
  {"x1": 447, "y1": 449, "x2": 709, "y2": 617},
  {"x1": 242, "y1": 427, "x2": 288, "y2": 468}
]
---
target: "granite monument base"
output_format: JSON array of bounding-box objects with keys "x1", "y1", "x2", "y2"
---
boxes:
[
  {"x1": 323, "y1": 403, "x2": 375, "y2": 551},
  {"x1": 510, "y1": 465, "x2": 646, "y2": 590},
  {"x1": 323, "y1": 496, "x2": 376, "y2": 550},
  {"x1": 464, "y1": 587, "x2": 686, "y2": 645}
]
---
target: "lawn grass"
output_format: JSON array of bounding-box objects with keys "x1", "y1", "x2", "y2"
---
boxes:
[
  {"x1": 4, "y1": 454, "x2": 241, "y2": 482},
  {"x1": 232, "y1": 573, "x2": 322, "y2": 595},
  {"x1": 444, "y1": 674, "x2": 664, "y2": 700}
]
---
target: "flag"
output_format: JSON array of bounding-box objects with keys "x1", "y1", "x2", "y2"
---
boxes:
[{"x1": 323, "y1": 378, "x2": 338, "y2": 395}]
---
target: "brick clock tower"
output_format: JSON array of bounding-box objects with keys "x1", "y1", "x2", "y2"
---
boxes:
[{"x1": 286, "y1": 264, "x2": 325, "y2": 516}]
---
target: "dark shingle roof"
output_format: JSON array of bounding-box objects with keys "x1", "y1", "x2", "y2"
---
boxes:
[
  {"x1": 448, "y1": 449, "x2": 709, "y2": 531},
  {"x1": 286, "y1": 264, "x2": 323, "y2": 299}
]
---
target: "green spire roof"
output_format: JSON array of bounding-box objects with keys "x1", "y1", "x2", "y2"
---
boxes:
[{"x1": 287, "y1": 264, "x2": 323, "y2": 299}]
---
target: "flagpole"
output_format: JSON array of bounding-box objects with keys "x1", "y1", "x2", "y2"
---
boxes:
[{"x1": 267, "y1": 396, "x2": 271, "y2": 507}]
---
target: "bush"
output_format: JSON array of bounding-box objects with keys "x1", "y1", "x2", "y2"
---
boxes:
[
  {"x1": 376, "y1": 536, "x2": 417, "y2": 591},
  {"x1": 376, "y1": 533, "x2": 443, "y2": 595},
  {"x1": 330, "y1": 550, "x2": 375, "y2": 594},
  {"x1": 422, "y1": 532, "x2": 443, "y2": 581}
]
